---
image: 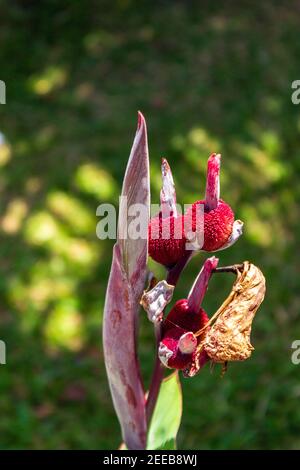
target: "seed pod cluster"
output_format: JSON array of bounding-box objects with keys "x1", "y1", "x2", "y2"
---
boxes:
[{"x1": 148, "y1": 154, "x2": 243, "y2": 268}]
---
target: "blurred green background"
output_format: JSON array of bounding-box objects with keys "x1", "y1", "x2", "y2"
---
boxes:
[{"x1": 0, "y1": 0, "x2": 300, "y2": 450}]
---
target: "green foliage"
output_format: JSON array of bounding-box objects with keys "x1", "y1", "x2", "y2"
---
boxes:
[
  {"x1": 0, "y1": 0, "x2": 300, "y2": 450},
  {"x1": 147, "y1": 372, "x2": 182, "y2": 450}
]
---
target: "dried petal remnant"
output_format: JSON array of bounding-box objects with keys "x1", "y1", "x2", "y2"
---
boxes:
[
  {"x1": 203, "y1": 262, "x2": 266, "y2": 363},
  {"x1": 140, "y1": 280, "x2": 175, "y2": 323}
]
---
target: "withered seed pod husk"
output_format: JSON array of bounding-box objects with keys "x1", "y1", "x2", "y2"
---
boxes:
[{"x1": 202, "y1": 261, "x2": 266, "y2": 363}]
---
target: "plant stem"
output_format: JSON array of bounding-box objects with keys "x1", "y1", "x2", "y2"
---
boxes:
[
  {"x1": 213, "y1": 263, "x2": 244, "y2": 274},
  {"x1": 167, "y1": 251, "x2": 193, "y2": 285},
  {"x1": 145, "y1": 322, "x2": 164, "y2": 425},
  {"x1": 145, "y1": 251, "x2": 193, "y2": 425}
]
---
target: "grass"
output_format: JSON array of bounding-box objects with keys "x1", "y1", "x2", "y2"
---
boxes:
[{"x1": 0, "y1": 0, "x2": 300, "y2": 449}]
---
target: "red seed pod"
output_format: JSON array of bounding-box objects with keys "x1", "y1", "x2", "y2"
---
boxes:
[
  {"x1": 148, "y1": 158, "x2": 188, "y2": 268},
  {"x1": 159, "y1": 327, "x2": 196, "y2": 370},
  {"x1": 185, "y1": 154, "x2": 236, "y2": 252},
  {"x1": 148, "y1": 214, "x2": 186, "y2": 268},
  {"x1": 187, "y1": 198, "x2": 234, "y2": 251},
  {"x1": 163, "y1": 298, "x2": 209, "y2": 335},
  {"x1": 158, "y1": 301, "x2": 209, "y2": 370}
]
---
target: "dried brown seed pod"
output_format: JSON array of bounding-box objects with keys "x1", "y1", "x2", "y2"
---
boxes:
[{"x1": 201, "y1": 261, "x2": 266, "y2": 363}]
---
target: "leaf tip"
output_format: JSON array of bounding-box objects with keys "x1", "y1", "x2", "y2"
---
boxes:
[{"x1": 137, "y1": 110, "x2": 146, "y2": 131}]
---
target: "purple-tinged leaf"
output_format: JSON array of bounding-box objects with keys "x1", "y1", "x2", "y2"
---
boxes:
[
  {"x1": 118, "y1": 112, "x2": 150, "y2": 297},
  {"x1": 103, "y1": 112, "x2": 150, "y2": 450},
  {"x1": 187, "y1": 256, "x2": 219, "y2": 312}
]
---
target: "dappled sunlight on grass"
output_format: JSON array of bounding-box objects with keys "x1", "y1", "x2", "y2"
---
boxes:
[
  {"x1": 1, "y1": 0, "x2": 300, "y2": 451},
  {"x1": 25, "y1": 177, "x2": 43, "y2": 195},
  {"x1": 24, "y1": 210, "x2": 100, "y2": 269},
  {"x1": 241, "y1": 204, "x2": 276, "y2": 248},
  {"x1": 1, "y1": 198, "x2": 28, "y2": 234},
  {"x1": 24, "y1": 211, "x2": 66, "y2": 246},
  {"x1": 234, "y1": 137, "x2": 287, "y2": 187},
  {"x1": 13, "y1": 139, "x2": 32, "y2": 157},
  {"x1": 52, "y1": 237, "x2": 99, "y2": 268},
  {"x1": 0, "y1": 138, "x2": 11, "y2": 167},
  {"x1": 169, "y1": 127, "x2": 223, "y2": 204},
  {"x1": 169, "y1": 121, "x2": 292, "y2": 256},
  {"x1": 149, "y1": 160, "x2": 163, "y2": 200},
  {"x1": 8, "y1": 258, "x2": 77, "y2": 314},
  {"x1": 34, "y1": 126, "x2": 57, "y2": 151},
  {"x1": 28, "y1": 66, "x2": 68, "y2": 96},
  {"x1": 74, "y1": 163, "x2": 117, "y2": 201},
  {"x1": 188, "y1": 128, "x2": 220, "y2": 155},
  {"x1": 75, "y1": 82, "x2": 95, "y2": 102},
  {"x1": 44, "y1": 299, "x2": 85, "y2": 352},
  {"x1": 172, "y1": 128, "x2": 220, "y2": 169},
  {"x1": 83, "y1": 30, "x2": 119, "y2": 55},
  {"x1": 47, "y1": 191, "x2": 94, "y2": 235}
]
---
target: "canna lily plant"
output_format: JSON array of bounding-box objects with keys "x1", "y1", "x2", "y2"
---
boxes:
[{"x1": 103, "y1": 113, "x2": 266, "y2": 450}]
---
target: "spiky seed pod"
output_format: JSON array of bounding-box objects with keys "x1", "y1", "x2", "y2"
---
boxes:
[
  {"x1": 185, "y1": 154, "x2": 236, "y2": 252},
  {"x1": 148, "y1": 214, "x2": 186, "y2": 268},
  {"x1": 188, "y1": 198, "x2": 235, "y2": 251}
]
